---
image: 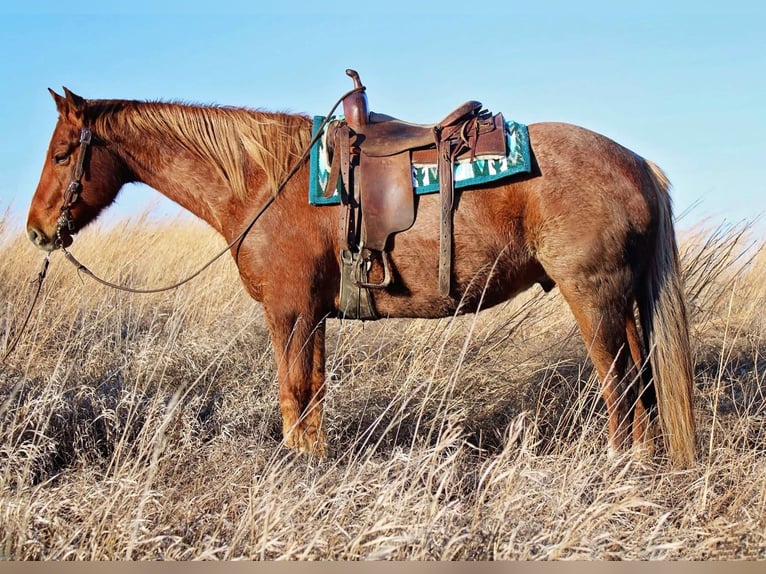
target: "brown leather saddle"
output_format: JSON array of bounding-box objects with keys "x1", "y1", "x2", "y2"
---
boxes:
[{"x1": 326, "y1": 70, "x2": 507, "y2": 317}]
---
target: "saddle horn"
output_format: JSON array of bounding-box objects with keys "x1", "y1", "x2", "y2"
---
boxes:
[{"x1": 343, "y1": 69, "x2": 368, "y2": 128}]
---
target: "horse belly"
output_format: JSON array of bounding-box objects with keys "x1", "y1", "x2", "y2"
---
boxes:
[{"x1": 370, "y1": 191, "x2": 545, "y2": 318}]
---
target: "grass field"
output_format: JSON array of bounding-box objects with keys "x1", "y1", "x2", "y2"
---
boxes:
[{"x1": 1, "y1": 210, "x2": 764, "y2": 560}]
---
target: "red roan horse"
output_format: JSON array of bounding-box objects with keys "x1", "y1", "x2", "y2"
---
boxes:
[{"x1": 26, "y1": 88, "x2": 696, "y2": 466}]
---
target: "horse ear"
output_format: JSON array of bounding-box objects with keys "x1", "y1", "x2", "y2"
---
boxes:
[
  {"x1": 48, "y1": 88, "x2": 67, "y2": 112},
  {"x1": 62, "y1": 87, "x2": 86, "y2": 112},
  {"x1": 49, "y1": 86, "x2": 86, "y2": 123}
]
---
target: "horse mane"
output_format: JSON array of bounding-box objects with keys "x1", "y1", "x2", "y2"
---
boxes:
[{"x1": 88, "y1": 99, "x2": 313, "y2": 201}]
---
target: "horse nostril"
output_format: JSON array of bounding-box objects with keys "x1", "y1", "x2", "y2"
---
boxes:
[{"x1": 27, "y1": 227, "x2": 45, "y2": 247}]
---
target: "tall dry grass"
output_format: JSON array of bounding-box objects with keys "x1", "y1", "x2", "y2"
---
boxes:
[{"x1": 0, "y1": 209, "x2": 764, "y2": 560}]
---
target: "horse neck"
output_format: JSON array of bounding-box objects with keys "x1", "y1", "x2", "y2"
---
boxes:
[{"x1": 96, "y1": 100, "x2": 311, "y2": 236}]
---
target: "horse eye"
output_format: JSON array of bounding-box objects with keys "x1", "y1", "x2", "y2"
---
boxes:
[{"x1": 54, "y1": 152, "x2": 69, "y2": 165}]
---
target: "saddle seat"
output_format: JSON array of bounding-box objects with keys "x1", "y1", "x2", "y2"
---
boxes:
[{"x1": 361, "y1": 101, "x2": 483, "y2": 157}]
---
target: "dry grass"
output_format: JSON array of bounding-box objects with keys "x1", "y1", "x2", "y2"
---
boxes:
[{"x1": 0, "y1": 210, "x2": 764, "y2": 560}]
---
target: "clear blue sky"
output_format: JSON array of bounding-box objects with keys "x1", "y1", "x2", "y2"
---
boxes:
[{"x1": 2, "y1": 2, "x2": 764, "y2": 236}]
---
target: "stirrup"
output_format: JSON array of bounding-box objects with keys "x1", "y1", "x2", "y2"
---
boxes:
[
  {"x1": 339, "y1": 249, "x2": 377, "y2": 320},
  {"x1": 353, "y1": 249, "x2": 392, "y2": 289}
]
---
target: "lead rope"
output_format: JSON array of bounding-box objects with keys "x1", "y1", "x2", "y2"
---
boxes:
[
  {"x1": 1, "y1": 254, "x2": 49, "y2": 363},
  {"x1": 2, "y1": 86, "x2": 362, "y2": 361}
]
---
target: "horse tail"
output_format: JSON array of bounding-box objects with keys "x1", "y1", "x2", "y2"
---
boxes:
[{"x1": 638, "y1": 160, "x2": 696, "y2": 467}]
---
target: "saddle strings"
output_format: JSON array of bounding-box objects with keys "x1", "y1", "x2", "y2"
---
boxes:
[{"x1": 2, "y1": 86, "x2": 363, "y2": 362}]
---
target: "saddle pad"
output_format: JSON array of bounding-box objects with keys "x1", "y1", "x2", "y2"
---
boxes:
[{"x1": 308, "y1": 115, "x2": 532, "y2": 206}]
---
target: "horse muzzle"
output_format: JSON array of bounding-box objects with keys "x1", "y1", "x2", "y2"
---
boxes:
[{"x1": 27, "y1": 224, "x2": 72, "y2": 251}]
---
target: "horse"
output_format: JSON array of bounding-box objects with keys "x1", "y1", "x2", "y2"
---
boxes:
[{"x1": 26, "y1": 87, "x2": 696, "y2": 467}]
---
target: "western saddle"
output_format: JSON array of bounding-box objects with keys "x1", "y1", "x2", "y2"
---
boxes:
[{"x1": 327, "y1": 69, "x2": 507, "y2": 319}]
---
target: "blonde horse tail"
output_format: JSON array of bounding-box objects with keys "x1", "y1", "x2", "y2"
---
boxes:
[{"x1": 638, "y1": 160, "x2": 696, "y2": 467}]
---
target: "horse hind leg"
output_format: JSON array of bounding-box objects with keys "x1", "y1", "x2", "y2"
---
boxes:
[
  {"x1": 625, "y1": 310, "x2": 658, "y2": 456},
  {"x1": 557, "y1": 277, "x2": 642, "y2": 457}
]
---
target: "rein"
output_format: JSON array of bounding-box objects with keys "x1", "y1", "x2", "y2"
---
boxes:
[
  {"x1": 1, "y1": 255, "x2": 49, "y2": 363},
  {"x1": 2, "y1": 85, "x2": 362, "y2": 362},
  {"x1": 55, "y1": 85, "x2": 363, "y2": 293}
]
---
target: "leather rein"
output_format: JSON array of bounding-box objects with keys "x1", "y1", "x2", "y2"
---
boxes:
[
  {"x1": 54, "y1": 86, "x2": 363, "y2": 294},
  {"x1": 2, "y1": 86, "x2": 362, "y2": 362},
  {"x1": 54, "y1": 124, "x2": 273, "y2": 294}
]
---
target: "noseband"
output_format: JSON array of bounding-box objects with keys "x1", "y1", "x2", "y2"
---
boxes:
[{"x1": 56, "y1": 127, "x2": 92, "y2": 242}]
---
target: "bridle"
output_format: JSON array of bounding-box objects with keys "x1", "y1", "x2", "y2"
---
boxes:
[
  {"x1": 0, "y1": 127, "x2": 92, "y2": 363},
  {"x1": 55, "y1": 126, "x2": 92, "y2": 241}
]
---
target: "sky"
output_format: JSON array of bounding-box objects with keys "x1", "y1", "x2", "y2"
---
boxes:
[{"x1": 1, "y1": 2, "x2": 764, "y2": 237}]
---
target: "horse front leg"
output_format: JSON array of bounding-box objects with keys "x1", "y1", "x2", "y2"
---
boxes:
[{"x1": 266, "y1": 310, "x2": 328, "y2": 457}]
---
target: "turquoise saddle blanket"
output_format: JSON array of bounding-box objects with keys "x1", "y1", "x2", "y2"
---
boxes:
[{"x1": 308, "y1": 116, "x2": 532, "y2": 205}]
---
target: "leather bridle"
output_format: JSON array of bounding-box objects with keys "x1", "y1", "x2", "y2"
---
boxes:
[{"x1": 56, "y1": 127, "x2": 92, "y2": 242}]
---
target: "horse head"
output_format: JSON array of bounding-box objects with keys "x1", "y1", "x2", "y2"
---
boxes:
[{"x1": 26, "y1": 88, "x2": 129, "y2": 251}]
